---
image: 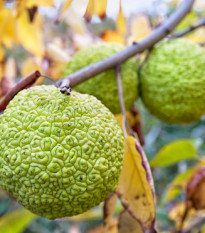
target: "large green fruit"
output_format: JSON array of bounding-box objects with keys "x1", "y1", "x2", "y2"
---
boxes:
[
  {"x1": 0, "y1": 85, "x2": 124, "y2": 219},
  {"x1": 140, "y1": 38, "x2": 205, "y2": 124},
  {"x1": 62, "y1": 43, "x2": 138, "y2": 114}
]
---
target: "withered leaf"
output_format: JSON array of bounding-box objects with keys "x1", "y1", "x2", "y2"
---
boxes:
[
  {"x1": 118, "y1": 210, "x2": 143, "y2": 233},
  {"x1": 187, "y1": 166, "x2": 205, "y2": 210},
  {"x1": 84, "y1": 0, "x2": 107, "y2": 22},
  {"x1": 116, "y1": 136, "x2": 156, "y2": 231}
]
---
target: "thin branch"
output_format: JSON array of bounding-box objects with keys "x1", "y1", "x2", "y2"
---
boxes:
[
  {"x1": 58, "y1": 0, "x2": 195, "y2": 88},
  {"x1": 171, "y1": 17, "x2": 205, "y2": 38},
  {"x1": 0, "y1": 0, "x2": 195, "y2": 111},
  {"x1": 116, "y1": 65, "x2": 128, "y2": 138},
  {"x1": 0, "y1": 71, "x2": 41, "y2": 111}
]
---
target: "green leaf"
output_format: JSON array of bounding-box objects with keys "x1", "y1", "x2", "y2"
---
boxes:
[
  {"x1": 150, "y1": 139, "x2": 197, "y2": 167},
  {"x1": 0, "y1": 209, "x2": 36, "y2": 233}
]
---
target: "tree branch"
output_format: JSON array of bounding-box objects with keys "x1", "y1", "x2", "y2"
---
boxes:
[
  {"x1": 171, "y1": 17, "x2": 205, "y2": 38},
  {"x1": 58, "y1": 0, "x2": 195, "y2": 88},
  {"x1": 0, "y1": 0, "x2": 195, "y2": 111},
  {"x1": 0, "y1": 71, "x2": 41, "y2": 111}
]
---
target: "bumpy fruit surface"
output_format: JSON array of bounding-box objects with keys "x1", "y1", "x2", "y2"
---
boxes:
[
  {"x1": 62, "y1": 43, "x2": 138, "y2": 114},
  {"x1": 0, "y1": 85, "x2": 124, "y2": 219},
  {"x1": 140, "y1": 38, "x2": 205, "y2": 124}
]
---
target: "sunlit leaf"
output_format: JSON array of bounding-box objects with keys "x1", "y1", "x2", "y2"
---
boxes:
[
  {"x1": 0, "y1": 209, "x2": 36, "y2": 233},
  {"x1": 21, "y1": 57, "x2": 44, "y2": 85},
  {"x1": 103, "y1": 192, "x2": 118, "y2": 233},
  {"x1": 130, "y1": 15, "x2": 152, "y2": 42},
  {"x1": 116, "y1": 136, "x2": 155, "y2": 231},
  {"x1": 16, "y1": 0, "x2": 54, "y2": 15},
  {"x1": 0, "y1": 46, "x2": 4, "y2": 62},
  {"x1": 118, "y1": 210, "x2": 143, "y2": 233},
  {"x1": 16, "y1": 10, "x2": 44, "y2": 58},
  {"x1": 61, "y1": 7, "x2": 86, "y2": 34},
  {"x1": 0, "y1": 9, "x2": 17, "y2": 48},
  {"x1": 150, "y1": 140, "x2": 197, "y2": 167},
  {"x1": 4, "y1": 58, "x2": 17, "y2": 81},
  {"x1": 101, "y1": 30, "x2": 124, "y2": 44},
  {"x1": 84, "y1": 0, "x2": 107, "y2": 21},
  {"x1": 46, "y1": 43, "x2": 70, "y2": 63},
  {"x1": 116, "y1": 1, "x2": 126, "y2": 36},
  {"x1": 62, "y1": 0, "x2": 72, "y2": 11},
  {"x1": 187, "y1": 28, "x2": 205, "y2": 43}
]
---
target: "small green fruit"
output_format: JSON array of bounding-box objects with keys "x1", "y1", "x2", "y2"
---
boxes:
[
  {"x1": 62, "y1": 43, "x2": 138, "y2": 114},
  {"x1": 140, "y1": 38, "x2": 205, "y2": 124},
  {"x1": 0, "y1": 85, "x2": 124, "y2": 219}
]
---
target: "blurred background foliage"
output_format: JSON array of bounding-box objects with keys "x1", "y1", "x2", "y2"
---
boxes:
[{"x1": 0, "y1": 0, "x2": 205, "y2": 232}]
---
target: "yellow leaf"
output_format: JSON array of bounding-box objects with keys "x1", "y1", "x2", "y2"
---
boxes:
[
  {"x1": 4, "y1": 58, "x2": 17, "y2": 81},
  {"x1": 0, "y1": 46, "x2": 4, "y2": 62},
  {"x1": 118, "y1": 210, "x2": 143, "y2": 233},
  {"x1": 117, "y1": 136, "x2": 155, "y2": 231},
  {"x1": 103, "y1": 193, "x2": 118, "y2": 233},
  {"x1": 26, "y1": 0, "x2": 54, "y2": 7},
  {"x1": 187, "y1": 28, "x2": 205, "y2": 43},
  {"x1": 61, "y1": 7, "x2": 86, "y2": 34},
  {"x1": 0, "y1": 209, "x2": 36, "y2": 233},
  {"x1": 84, "y1": 0, "x2": 107, "y2": 21},
  {"x1": 16, "y1": 11, "x2": 44, "y2": 58},
  {"x1": 21, "y1": 57, "x2": 44, "y2": 85},
  {"x1": 116, "y1": 1, "x2": 126, "y2": 36},
  {"x1": 46, "y1": 43, "x2": 70, "y2": 63},
  {"x1": 0, "y1": 0, "x2": 4, "y2": 9},
  {"x1": 101, "y1": 30, "x2": 124, "y2": 44},
  {"x1": 0, "y1": 9, "x2": 17, "y2": 48},
  {"x1": 130, "y1": 15, "x2": 152, "y2": 43},
  {"x1": 15, "y1": 0, "x2": 54, "y2": 14},
  {"x1": 48, "y1": 61, "x2": 67, "y2": 81},
  {"x1": 62, "y1": 0, "x2": 72, "y2": 11}
]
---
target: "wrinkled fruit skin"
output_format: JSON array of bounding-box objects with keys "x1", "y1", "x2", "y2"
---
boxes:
[
  {"x1": 63, "y1": 43, "x2": 138, "y2": 114},
  {"x1": 0, "y1": 85, "x2": 124, "y2": 219},
  {"x1": 140, "y1": 38, "x2": 205, "y2": 124}
]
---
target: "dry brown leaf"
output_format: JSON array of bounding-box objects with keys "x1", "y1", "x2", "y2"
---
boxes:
[
  {"x1": 116, "y1": 1, "x2": 126, "y2": 36},
  {"x1": 101, "y1": 30, "x2": 124, "y2": 44},
  {"x1": 118, "y1": 210, "x2": 143, "y2": 233},
  {"x1": 116, "y1": 136, "x2": 155, "y2": 231},
  {"x1": 103, "y1": 193, "x2": 118, "y2": 233},
  {"x1": 16, "y1": 10, "x2": 44, "y2": 58},
  {"x1": 186, "y1": 166, "x2": 205, "y2": 210},
  {"x1": 84, "y1": 0, "x2": 107, "y2": 22}
]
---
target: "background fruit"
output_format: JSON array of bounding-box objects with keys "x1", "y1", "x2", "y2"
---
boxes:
[
  {"x1": 0, "y1": 85, "x2": 124, "y2": 219},
  {"x1": 140, "y1": 38, "x2": 205, "y2": 124},
  {"x1": 62, "y1": 43, "x2": 138, "y2": 114}
]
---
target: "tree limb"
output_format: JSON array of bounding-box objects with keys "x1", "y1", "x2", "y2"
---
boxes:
[
  {"x1": 0, "y1": 0, "x2": 195, "y2": 110},
  {"x1": 58, "y1": 0, "x2": 195, "y2": 88},
  {"x1": 171, "y1": 17, "x2": 205, "y2": 38}
]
